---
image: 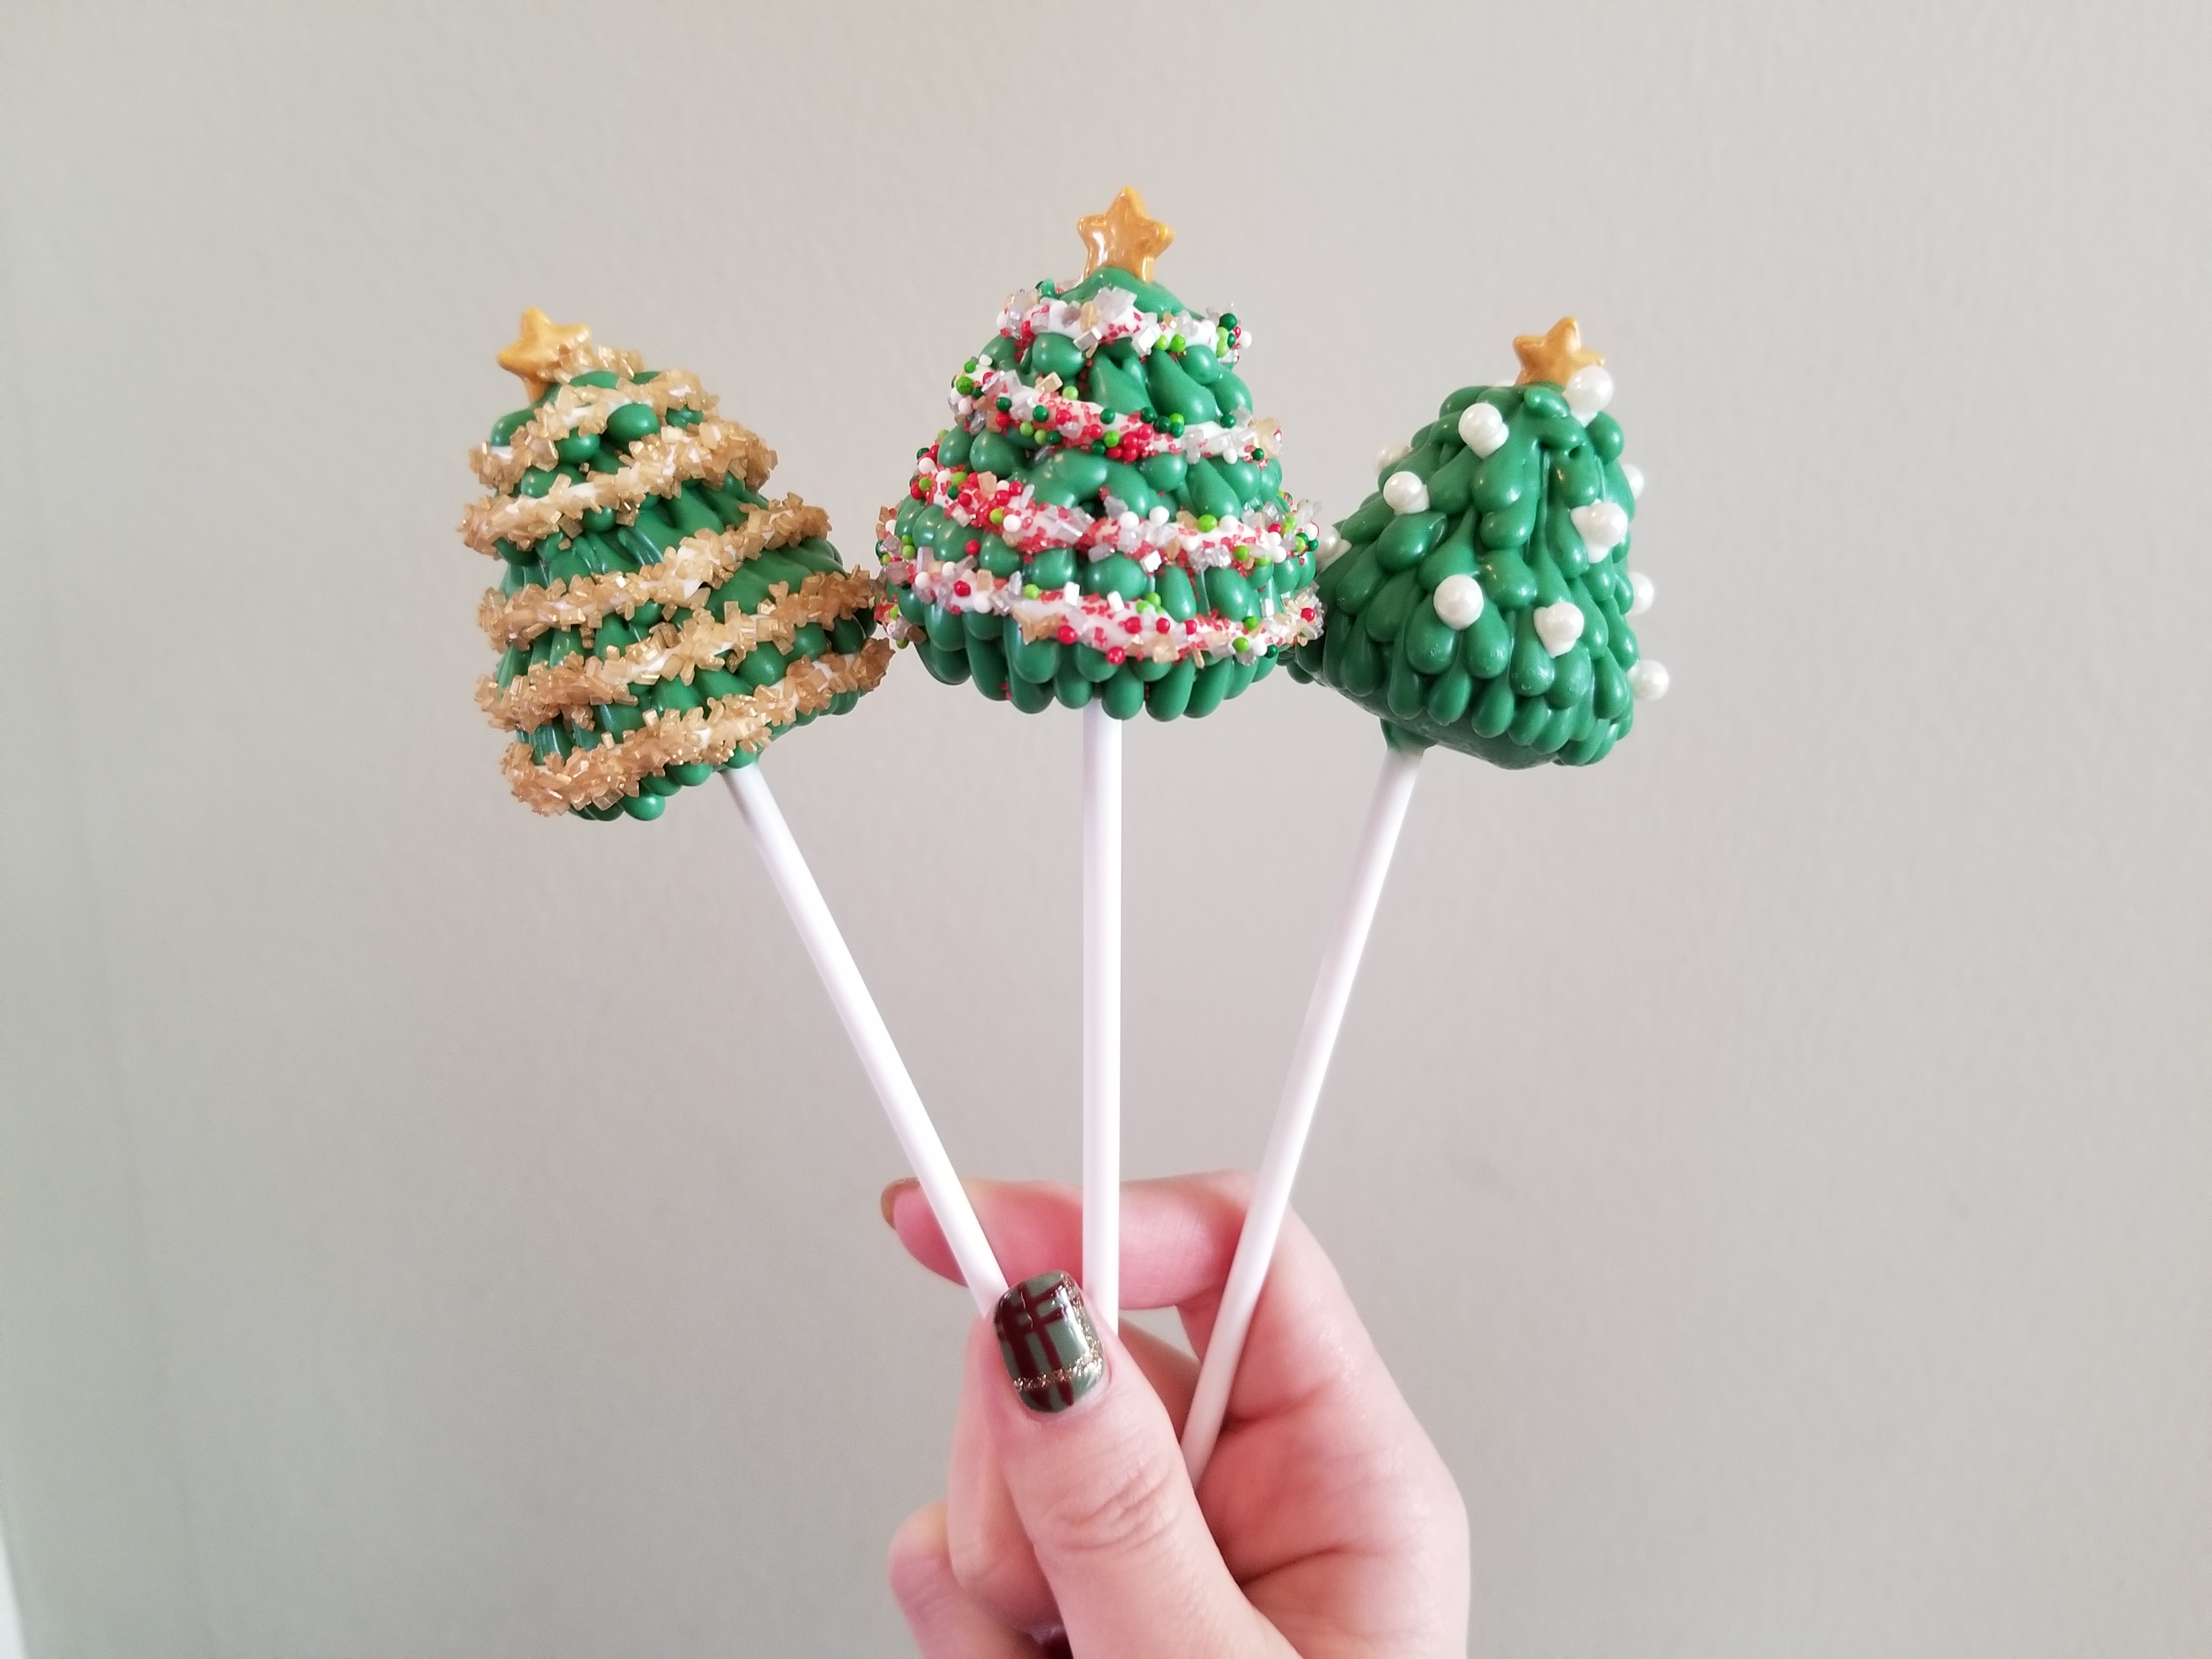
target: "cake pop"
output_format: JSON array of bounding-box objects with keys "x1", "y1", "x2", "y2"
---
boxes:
[
  {"x1": 465, "y1": 311, "x2": 889, "y2": 821},
  {"x1": 1290, "y1": 318, "x2": 1666, "y2": 763},
  {"x1": 878, "y1": 190, "x2": 1322, "y2": 723}
]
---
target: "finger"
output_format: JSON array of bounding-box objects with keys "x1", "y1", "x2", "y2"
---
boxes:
[
  {"x1": 936, "y1": 1315, "x2": 1195, "y2": 1630},
  {"x1": 945, "y1": 1330, "x2": 1056, "y2": 1634},
  {"x1": 976, "y1": 1275, "x2": 1286, "y2": 1658},
  {"x1": 887, "y1": 1503, "x2": 1043, "y2": 1659},
  {"x1": 884, "y1": 1173, "x2": 1244, "y2": 1311}
]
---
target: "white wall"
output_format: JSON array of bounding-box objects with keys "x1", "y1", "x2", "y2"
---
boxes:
[{"x1": 1, "y1": 3, "x2": 2206, "y2": 1654}]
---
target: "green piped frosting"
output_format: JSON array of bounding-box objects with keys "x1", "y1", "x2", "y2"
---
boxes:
[
  {"x1": 1289, "y1": 382, "x2": 1649, "y2": 767},
  {"x1": 879, "y1": 268, "x2": 1321, "y2": 721}
]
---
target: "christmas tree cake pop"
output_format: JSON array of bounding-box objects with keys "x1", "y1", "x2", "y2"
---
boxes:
[
  {"x1": 464, "y1": 311, "x2": 890, "y2": 821},
  {"x1": 879, "y1": 190, "x2": 1323, "y2": 721},
  {"x1": 1291, "y1": 319, "x2": 1668, "y2": 766}
]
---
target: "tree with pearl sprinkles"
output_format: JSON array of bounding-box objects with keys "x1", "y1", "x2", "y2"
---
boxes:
[
  {"x1": 877, "y1": 188, "x2": 1323, "y2": 721},
  {"x1": 464, "y1": 311, "x2": 889, "y2": 821},
  {"x1": 1288, "y1": 317, "x2": 1667, "y2": 764}
]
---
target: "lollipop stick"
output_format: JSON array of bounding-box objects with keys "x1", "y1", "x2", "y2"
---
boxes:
[
  {"x1": 1081, "y1": 701, "x2": 1122, "y2": 1332},
  {"x1": 723, "y1": 766, "x2": 1007, "y2": 1315},
  {"x1": 1181, "y1": 743, "x2": 1424, "y2": 1481}
]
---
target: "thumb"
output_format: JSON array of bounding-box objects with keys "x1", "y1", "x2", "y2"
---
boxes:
[{"x1": 974, "y1": 1273, "x2": 1286, "y2": 1659}]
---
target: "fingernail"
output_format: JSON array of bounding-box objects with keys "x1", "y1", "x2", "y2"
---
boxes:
[
  {"x1": 879, "y1": 1178, "x2": 916, "y2": 1228},
  {"x1": 994, "y1": 1272, "x2": 1104, "y2": 1414}
]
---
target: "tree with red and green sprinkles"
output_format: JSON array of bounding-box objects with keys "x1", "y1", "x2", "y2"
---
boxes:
[
  {"x1": 1290, "y1": 319, "x2": 1668, "y2": 766},
  {"x1": 462, "y1": 311, "x2": 890, "y2": 821},
  {"x1": 879, "y1": 189, "x2": 1322, "y2": 721}
]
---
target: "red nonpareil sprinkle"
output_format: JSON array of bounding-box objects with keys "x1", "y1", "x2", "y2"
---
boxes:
[
  {"x1": 1184, "y1": 618, "x2": 1198, "y2": 633},
  {"x1": 1121, "y1": 617, "x2": 1141, "y2": 634},
  {"x1": 1057, "y1": 624, "x2": 1077, "y2": 645},
  {"x1": 953, "y1": 580, "x2": 972, "y2": 597},
  {"x1": 1155, "y1": 618, "x2": 1170, "y2": 633},
  {"x1": 1301, "y1": 607, "x2": 1316, "y2": 621},
  {"x1": 910, "y1": 483, "x2": 926, "y2": 500},
  {"x1": 964, "y1": 540, "x2": 980, "y2": 555},
  {"x1": 1107, "y1": 646, "x2": 1125, "y2": 665}
]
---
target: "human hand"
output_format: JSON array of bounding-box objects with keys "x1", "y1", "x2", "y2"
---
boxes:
[{"x1": 882, "y1": 1174, "x2": 1469, "y2": 1658}]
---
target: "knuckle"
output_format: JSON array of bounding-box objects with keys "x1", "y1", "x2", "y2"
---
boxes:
[
  {"x1": 947, "y1": 1519, "x2": 1023, "y2": 1602},
  {"x1": 1037, "y1": 1441, "x2": 1182, "y2": 1561},
  {"x1": 885, "y1": 1506, "x2": 951, "y2": 1610},
  {"x1": 947, "y1": 1512, "x2": 1056, "y2": 1632}
]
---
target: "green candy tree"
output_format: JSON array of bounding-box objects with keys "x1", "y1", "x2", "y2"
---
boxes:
[
  {"x1": 878, "y1": 190, "x2": 1321, "y2": 721},
  {"x1": 1290, "y1": 319, "x2": 1668, "y2": 766},
  {"x1": 463, "y1": 311, "x2": 889, "y2": 821}
]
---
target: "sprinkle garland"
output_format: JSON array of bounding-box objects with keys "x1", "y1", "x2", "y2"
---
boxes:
[
  {"x1": 499, "y1": 640, "x2": 892, "y2": 815},
  {"x1": 470, "y1": 373, "x2": 709, "y2": 493},
  {"x1": 459, "y1": 419, "x2": 772, "y2": 557},
  {"x1": 476, "y1": 496, "x2": 831, "y2": 650},
  {"x1": 481, "y1": 568, "x2": 882, "y2": 732}
]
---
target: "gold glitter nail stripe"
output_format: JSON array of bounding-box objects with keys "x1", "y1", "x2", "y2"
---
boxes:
[
  {"x1": 469, "y1": 372, "x2": 713, "y2": 491},
  {"x1": 457, "y1": 420, "x2": 774, "y2": 556},
  {"x1": 500, "y1": 638, "x2": 893, "y2": 815},
  {"x1": 476, "y1": 496, "x2": 832, "y2": 650},
  {"x1": 1008, "y1": 1350, "x2": 1105, "y2": 1395},
  {"x1": 479, "y1": 570, "x2": 883, "y2": 732}
]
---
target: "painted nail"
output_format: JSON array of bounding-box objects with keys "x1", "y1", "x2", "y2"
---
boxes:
[
  {"x1": 994, "y1": 1272, "x2": 1104, "y2": 1414},
  {"x1": 879, "y1": 1178, "x2": 916, "y2": 1228}
]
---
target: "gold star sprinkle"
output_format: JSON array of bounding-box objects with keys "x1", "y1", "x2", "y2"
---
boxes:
[
  {"x1": 1513, "y1": 317, "x2": 1604, "y2": 387},
  {"x1": 497, "y1": 308, "x2": 592, "y2": 399},
  {"x1": 1077, "y1": 188, "x2": 1174, "y2": 283}
]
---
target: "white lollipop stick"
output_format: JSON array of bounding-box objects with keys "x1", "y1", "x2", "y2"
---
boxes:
[
  {"x1": 1182, "y1": 742, "x2": 1424, "y2": 1481},
  {"x1": 724, "y1": 766, "x2": 1007, "y2": 1315},
  {"x1": 1081, "y1": 702, "x2": 1123, "y2": 1331}
]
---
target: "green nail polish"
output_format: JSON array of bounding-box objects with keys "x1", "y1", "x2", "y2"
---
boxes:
[{"x1": 994, "y1": 1272, "x2": 1104, "y2": 1413}]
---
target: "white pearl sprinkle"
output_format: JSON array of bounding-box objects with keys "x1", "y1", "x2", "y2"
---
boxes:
[
  {"x1": 1628, "y1": 571, "x2": 1655, "y2": 616},
  {"x1": 1382, "y1": 471, "x2": 1429, "y2": 514},
  {"x1": 1432, "y1": 572, "x2": 1485, "y2": 629},
  {"x1": 1570, "y1": 500, "x2": 1629, "y2": 557},
  {"x1": 1565, "y1": 364, "x2": 1615, "y2": 422},
  {"x1": 1457, "y1": 402, "x2": 1510, "y2": 458},
  {"x1": 1620, "y1": 460, "x2": 1645, "y2": 500},
  {"x1": 1628, "y1": 660, "x2": 1669, "y2": 700},
  {"x1": 1534, "y1": 600, "x2": 1585, "y2": 657},
  {"x1": 1315, "y1": 527, "x2": 1349, "y2": 569},
  {"x1": 1375, "y1": 439, "x2": 1412, "y2": 476}
]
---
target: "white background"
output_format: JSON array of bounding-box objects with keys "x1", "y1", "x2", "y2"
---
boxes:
[{"x1": 2, "y1": 3, "x2": 2207, "y2": 1654}]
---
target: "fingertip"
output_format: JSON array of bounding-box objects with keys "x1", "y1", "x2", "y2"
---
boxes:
[
  {"x1": 880, "y1": 1177, "x2": 917, "y2": 1228},
  {"x1": 888, "y1": 1500, "x2": 1042, "y2": 1659}
]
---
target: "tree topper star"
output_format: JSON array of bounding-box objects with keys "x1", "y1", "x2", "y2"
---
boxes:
[
  {"x1": 1078, "y1": 188, "x2": 1174, "y2": 283},
  {"x1": 498, "y1": 308, "x2": 592, "y2": 400},
  {"x1": 1513, "y1": 317, "x2": 1604, "y2": 387}
]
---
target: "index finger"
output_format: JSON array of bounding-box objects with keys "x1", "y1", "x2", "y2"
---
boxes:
[
  {"x1": 884, "y1": 1174, "x2": 1376, "y2": 1428},
  {"x1": 885, "y1": 1174, "x2": 1244, "y2": 1314}
]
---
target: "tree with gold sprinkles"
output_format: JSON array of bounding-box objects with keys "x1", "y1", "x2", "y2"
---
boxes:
[{"x1": 462, "y1": 312, "x2": 889, "y2": 821}]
